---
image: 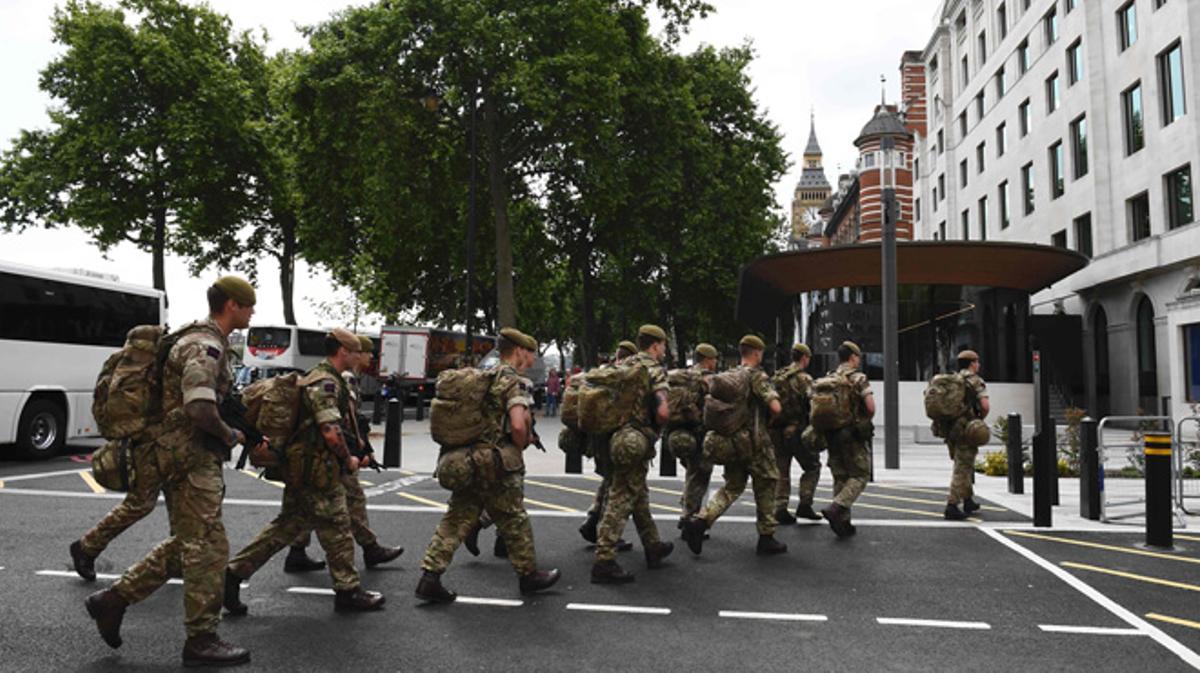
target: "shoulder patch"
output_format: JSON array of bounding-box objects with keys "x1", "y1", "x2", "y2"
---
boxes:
[{"x1": 206, "y1": 346, "x2": 221, "y2": 359}]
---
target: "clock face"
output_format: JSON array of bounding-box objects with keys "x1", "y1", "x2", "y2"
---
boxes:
[{"x1": 803, "y1": 206, "x2": 822, "y2": 227}]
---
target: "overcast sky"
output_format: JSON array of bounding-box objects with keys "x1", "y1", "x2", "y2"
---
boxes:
[{"x1": 0, "y1": 0, "x2": 940, "y2": 331}]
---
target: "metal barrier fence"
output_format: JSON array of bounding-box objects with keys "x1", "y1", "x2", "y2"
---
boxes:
[
  {"x1": 1097, "y1": 415, "x2": 1172, "y2": 524},
  {"x1": 1177, "y1": 416, "x2": 1199, "y2": 515}
]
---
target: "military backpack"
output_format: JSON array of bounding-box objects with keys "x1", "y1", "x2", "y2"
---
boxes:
[
  {"x1": 576, "y1": 363, "x2": 650, "y2": 434},
  {"x1": 240, "y1": 372, "x2": 323, "y2": 470},
  {"x1": 702, "y1": 368, "x2": 752, "y2": 437},
  {"x1": 809, "y1": 372, "x2": 856, "y2": 432},
  {"x1": 429, "y1": 367, "x2": 499, "y2": 448},
  {"x1": 92, "y1": 324, "x2": 196, "y2": 440},
  {"x1": 701, "y1": 428, "x2": 752, "y2": 465},
  {"x1": 560, "y1": 373, "x2": 585, "y2": 430},
  {"x1": 772, "y1": 368, "x2": 811, "y2": 426},
  {"x1": 91, "y1": 439, "x2": 134, "y2": 492},
  {"x1": 924, "y1": 373, "x2": 971, "y2": 422},
  {"x1": 666, "y1": 368, "x2": 706, "y2": 428}
]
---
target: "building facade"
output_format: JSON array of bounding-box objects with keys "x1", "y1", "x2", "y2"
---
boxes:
[{"x1": 915, "y1": 0, "x2": 1200, "y2": 421}]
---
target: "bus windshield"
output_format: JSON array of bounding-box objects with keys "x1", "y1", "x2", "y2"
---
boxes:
[{"x1": 248, "y1": 327, "x2": 291, "y2": 352}]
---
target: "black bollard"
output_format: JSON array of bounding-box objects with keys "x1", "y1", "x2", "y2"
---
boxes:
[
  {"x1": 1033, "y1": 419, "x2": 1056, "y2": 528},
  {"x1": 383, "y1": 398, "x2": 402, "y2": 468},
  {"x1": 659, "y1": 435, "x2": 677, "y2": 477},
  {"x1": 372, "y1": 393, "x2": 385, "y2": 424},
  {"x1": 1144, "y1": 431, "x2": 1173, "y2": 548},
  {"x1": 1007, "y1": 413, "x2": 1024, "y2": 494},
  {"x1": 415, "y1": 388, "x2": 425, "y2": 422},
  {"x1": 564, "y1": 442, "x2": 582, "y2": 474},
  {"x1": 1079, "y1": 418, "x2": 1100, "y2": 520}
]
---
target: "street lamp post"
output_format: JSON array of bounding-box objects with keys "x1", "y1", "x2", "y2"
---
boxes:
[{"x1": 881, "y1": 135, "x2": 900, "y2": 470}]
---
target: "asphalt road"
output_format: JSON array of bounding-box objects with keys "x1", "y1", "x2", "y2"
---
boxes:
[{"x1": 1, "y1": 454, "x2": 1198, "y2": 672}]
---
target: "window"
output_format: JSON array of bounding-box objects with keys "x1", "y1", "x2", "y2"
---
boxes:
[
  {"x1": 0, "y1": 273, "x2": 160, "y2": 347},
  {"x1": 1129, "y1": 191, "x2": 1151, "y2": 241},
  {"x1": 1018, "y1": 39, "x2": 1030, "y2": 74},
  {"x1": 1123, "y1": 82, "x2": 1144, "y2": 155},
  {"x1": 961, "y1": 55, "x2": 970, "y2": 87},
  {"x1": 1046, "y1": 71, "x2": 1060, "y2": 113},
  {"x1": 863, "y1": 153, "x2": 877, "y2": 168},
  {"x1": 933, "y1": 184, "x2": 940, "y2": 211},
  {"x1": 916, "y1": 198, "x2": 922, "y2": 222},
  {"x1": 938, "y1": 173, "x2": 946, "y2": 201},
  {"x1": 1185, "y1": 323, "x2": 1200, "y2": 403},
  {"x1": 960, "y1": 159, "x2": 969, "y2": 187},
  {"x1": 929, "y1": 55, "x2": 939, "y2": 77},
  {"x1": 1022, "y1": 162, "x2": 1036, "y2": 214},
  {"x1": 1019, "y1": 98, "x2": 1031, "y2": 136},
  {"x1": 978, "y1": 196, "x2": 989, "y2": 240},
  {"x1": 1074, "y1": 213, "x2": 1093, "y2": 257},
  {"x1": 914, "y1": 158, "x2": 920, "y2": 178},
  {"x1": 1118, "y1": 2, "x2": 1137, "y2": 52},
  {"x1": 1044, "y1": 7, "x2": 1058, "y2": 45},
  {"x1": 1049, "y1": 141, "x2": 1065, "y2": 199},
  {"x1": 999, "y1": 181, "x2": 1011, "y2": 229},
  {"x1": 1067, "y1": 39, "x2": 1084, "y2": 85},
  {"x1": 939, "y1": 221, "x2": 947, "y2": 240},
  {"x1": 961, "y1": 209, "x2": 971, "y2": 240},
  {"x1": 1052, "y1": 230, "x2": 1068, "y2": 248},
  {"x1": 996, "y1": 122, "x2": 1007, "y2": 156},
  {"x1": 296, "y1": 329, "x2": 327, "y2": 356},
  {"x1": 1165, "y1": 164, "x2": 1193, "y2": 229},
  {"x1": 976, "y1": 90, "x2": 985, "y2": 119},
  {"x1": 1155, "y1": 0, "x2": 1168, "y2": 8},
  {"x1": 998, "y1": 3, "x2": 1008, "y2": 39},
  {"x1": 978, "y1": 31, "x2": 988, "y2": 64},
  {"x1": 959, "y1": 111, "x2": 968, "y2": 138},
  {"x1": 1071, "y1": 115, "x2": 1088, "y2": 179},
  {"x1": 1066, "y1": 0, "x2": 1077, "y2": 13},
  {"x1": 977, "y1": 142, "x2": 986, "y2": 173},
  {"x1": 1159, "y1": 42, "x2": 1186, "y2": 126},
  {"x1": 937, "y1": 129, "x2": 945, "y2": 154},
  {"x1": 996, "y1": 66, "x2": 1007, "y2": 98}
]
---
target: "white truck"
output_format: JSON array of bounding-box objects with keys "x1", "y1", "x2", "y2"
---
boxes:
[{"x1": 377, "y1": 325, "x2": 497, "y2": 400}]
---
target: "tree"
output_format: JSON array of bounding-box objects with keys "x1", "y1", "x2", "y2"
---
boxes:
[{"x1": 0, "y1": 0, "x2": 261, "y2": 299}]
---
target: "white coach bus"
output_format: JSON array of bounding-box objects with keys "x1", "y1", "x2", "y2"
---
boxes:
[
  {"x1": 0, "y1": 261, "x2": 165, "y2": 459},
  {"x1": 243, "y1": 324, "x2": 325, "y2": 375}
]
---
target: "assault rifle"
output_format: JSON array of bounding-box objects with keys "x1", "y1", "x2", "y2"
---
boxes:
[
  {"x1": 355, "y1": 412, "x2": 384, "y2": 472},
  {"x1": 218, "y1": 395, "x2": 266, "y2": 470}
]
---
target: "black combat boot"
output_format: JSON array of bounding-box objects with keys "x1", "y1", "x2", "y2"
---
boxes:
[
  {"x1": 283, "y1": 545, "x2": 326, "y2": 573},
  {"x1": 616, "y1": 538, "x2": 634, "y2": 552},
  {"x1": 590, "y1": 560, "x2": 635, "y2": 584},
  {"x1": 578, "y1": 511, "x2": 600, "y2": 544},
  {"x1": 774, "y1": 507, "x2": 798, "y2": 525},
  {"x1": 681, "y1": 517, "x2": 708, "y2": 555},
  {"x1": 181, "y1": 632, "x2": 250, "y2": 668},
  {"x1": 363, "y1": 543, "x2": 404, "y2": 568},
  {"x1": 944, "y1": 503, "x2": 969, "y2": 521},
  {"x1": 963, "y1": 497, "x2": 982, "y2": 514},
  {"x1": 84, "y1": 588, "x2": 127, "y2": 649},
  {"x1": 794, "y1": 503, "x2": 823, "y2": 521},
  {"x1": 494, "y1": 536, "x2": 508, "y2": 558},
  {"x1": 821, "y1": 503, "x2": 854, "y2": 538},
  {"x1": 70, "y1": 540, "x2": 97, "y2": 581},
  {"x1": 519, "y1": 568, "x2": 561, "y2": 595},
  {"x1": 644, "y1": 541, "x2": 674, "y2": 569},
  {"x1": 334, "y1": 586, "x2": 386, "y2": 612},
  {"x1": 223, "y1": 569, "x2": 248, "y2": 617},
  {"x1": 464, "y1": 522, "x2": 483, "y2": 556},
  {"x1": 415, "y1": 570, "x2": 457, "y2": 603},
  {"x1": 756, "y1": 535, "x2": 788, "y2": 556}
]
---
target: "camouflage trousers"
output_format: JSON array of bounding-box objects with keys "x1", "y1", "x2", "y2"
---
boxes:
[
  {"x1": 112, "y1": 449, "x2": 227, "y2": 638},
  {"x1": 947, "y1": 443, "x2": 978, "y2": 505},
  {"x1": 771, "y1": 425, "x2": 820, "y2": 511},
  {"x1": 595, "y1": 458, "x2": 660, "y2": 562},
  {"x1": 228, "y1": 482, "x2": 360, "y2": 591},
  {"x1": 699, "y1": 430, "x2": 779, "y2": 536},
  {"x1": 290, "y1": 471, "x2": 378, "y2": 550},
  {"x1": 827, "y1": 435, "x2": 871, "y2": 509},
  {"x1": 670, "y1": 428, "x2": 711, "y2": 519},
  {"x1": 80, "y1": 441, "x2": 164, "y2": 557},
  {"x1": 421, "y1": 472, "x2": 537, "y2": 576}
]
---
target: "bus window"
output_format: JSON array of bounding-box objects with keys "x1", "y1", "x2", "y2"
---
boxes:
[
  {"x1": 247, "y1": 327, "x2": 291, "y2": 357},
  {"x1": 0, "y1": 272, "x2": 158, "y2": 347},
  {"x1": 297, "y1": 329, "x2": 326, "y2": 356}
]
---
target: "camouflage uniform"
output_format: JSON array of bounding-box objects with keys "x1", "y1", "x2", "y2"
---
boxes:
[
  {"x1": 825, "y1": 363, "x2": 873, "y2": 509},
  {"x1": 677, "y1": 363, "x2": 714, "y2": 518},
  {"x1": 947, "y1": 371, "x2": 989, "y2": 505},
  {"x1": 770, "y1": 364, "x2": 816, "y2": 511},
  {"x1": 594, "y1": 352, "x2": 667, "y2": 562},
  {"x1": 79, "y1": 440, "x2": 164, "y2": 557},
  {"x1": 421, "y1": 364, "x2": 539, "y2": 576},
  {"x1": 227, "y1": 361, "x2": 361, "y2": 591},
  {"x1": 698, "y1": 365, "x2": 781, "y2": 536},
  {"x1": 110, "y1": 319, "x2": 233, "y2": 638}
]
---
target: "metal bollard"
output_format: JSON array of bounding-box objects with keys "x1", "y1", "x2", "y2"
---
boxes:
[
  {"x1": 415, "y1": 390, "x2": 425, "y2": 422},
  {"x1": 1144, "y1": 431, "x2": 1173, "y2": 548},
  {"x1": 1007, "y1": 413, "x2": 1023, "y2": 494},
  {"x1": 564, "y1": 441, "x2": 582, "y2": 474},
  {"x1": 383, "y1": 398, "x2": 402, "y2": 468},
  {"x1": 1079, "y1": 418, "x2": 1100, "y2": 520},
  {"x1": 659, "y1": 435, "x2": 677, "y2": 477},
  {"x1": 371, "y1": 394, "x2": 384, "y2": 424},
  {"x1": 1033, "y1": 418, "x2": 1056, "y2": 527}
]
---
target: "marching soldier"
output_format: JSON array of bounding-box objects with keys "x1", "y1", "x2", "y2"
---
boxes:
[
  {"x1": 944, "y1": 350, "x2": 989, "y2": 520},
  {"x1": 83, "y1": 276, "x2": 259, "y2": 667},
  {"x1": 578, "y1": 339, "x2": 638, "y2": 546},
  {"x1": 820, "y1": 341, "x2": 875, "y2": 538},
  {"x1": 771, "y1": 343, "x2": 819, "y2": 524},
  {"x1": 676, "y1": 343, "x2": 718, "y2": 525}
]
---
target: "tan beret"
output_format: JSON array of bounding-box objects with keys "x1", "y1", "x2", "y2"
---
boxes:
[
  {"x1": 617, "y1": 340, "x2": 638, "y2": 356},
  {"x1": 213, "y1": 275, "x2": 256, "y2": 307},
  {"x1": 841, "y1": 341, "x2": 862, "y2": 356},
  {"x1": 638, "y1": 324, "x2": 667, "y2": 342},
  {"x1": 739, "y1": 334, "x2": 765, "y2": 350},
  {"x1": 357, "y1": 335, "x2": 374, "y2": 353},
  {"x1": 792, "y1": 343, "x2": 812, "y2": 357},
  {"x1": 695, "y1": 343, "x2": 718, "y2": 360},
  {"x1": 330, "y1": 328, "x2": 361, "y2": 352},
  {"x1": 957, "y1": 349, "x2": 979, "y2": 362},
  {"x1": 499, "y1": 327, "x2": 537, "y2": 351}
]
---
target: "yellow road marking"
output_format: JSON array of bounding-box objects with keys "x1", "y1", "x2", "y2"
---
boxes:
[
  {"x1": 647, "y1": 485, "x2": 684, "y2": 497},
  {"x1": 525, "y1": 479, "x2": 597, "y2": 497},
  {"x1": 78, "y1": 471, "x2": 106, "y2": 494},
  {"x1": 739, "y1": 498, "x2": 979, "y2": 522},
  {"x1": 1062, "y1": 562, "x2": 1200, "y2": 593},
  {"x1": 240, "y1": 468, "x2": 284, "y2": 488},
  {"x1": 1006, "y1": 530, "x2": 1200, "y2": 566},
  {"x1": 582, "y1": 474, "x2": 603, "y2": 482},
  {"x1": 1173, "y1": 534, "x2": 1200, "y2": 543},
  {"x1": 0, "y1": 480, "x2": 5, "y2": 489},
  {"x1": 1146, "y1": 613, "x2": 1200, "y2": 631},
  {"x1": 869, "y1": 483, "x2": 946, "y2": 496},
  {"x1": 815, "y1": 486, "x2": 1006, "y2": 513},
  {"x1": 523, "y1": 497, "x2": 580, "y2": 514},
  {"x1": 649, "y1": 502, "x2": 683, "y2": 513},
  {"x1": 359, "y1": 480, "x2": 374, "y2": 487},
  {"x1": 395, "y1": 491, "x2": 447, "y2": 509}
]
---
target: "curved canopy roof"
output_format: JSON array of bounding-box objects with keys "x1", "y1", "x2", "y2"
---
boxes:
[
  {"x1": 855, "y1": 107, "x2": 909, "y2": 146},
  {"x1": 736, "y1": 241, "x2": 1089, "y2": 331}
]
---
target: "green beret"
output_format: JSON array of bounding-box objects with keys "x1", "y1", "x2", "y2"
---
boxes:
[
  {"x1": 213, "y1": 275, "x2": 256, "y2": 307},
  {"x1": 695, "y1": 343, "x2": 718, "y2": 360},
  {"x1": 330, "y1": 328, "x2": 361, "y2": 352},
  {"x1": 638, "y1": 324, "x2": 667, "y2": 342},
  {"x1": 499, "y1": 327, "x2": 537, "y2": 351},
  {"x1": 792, "y1": 343, "x2": 811, "y2": 357},
  {"x1": 841, "y1": 340, "x2": 862, "y2": 356},
  {"x1": 617, "y1": 340, "x2": 638, "y2": 356},
  {"x1": 357, "y1": 335, "x2": 375, "y2": 353},
  {"x1": 739, "y1": 334, "x2": 765, "y2": 351}
]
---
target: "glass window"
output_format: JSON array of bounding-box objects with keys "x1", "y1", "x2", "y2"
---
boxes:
[
  {"x1": 1159, "y1": 42, "x2": 1186, "y2": 126},
  {"x1": 1165, "y1": 164, "x2": 1194, "y2": 230},
  {"x1": 960, "y1": 159, "x2": 969, "y2": 187},
  {"x1": 978, "y1": 31, "x2": 988, "y2": 64},
  {"x1": 998, "y1": 3, "x2": 1008, "y2": 39},
  {"x1": 939, "y1": 221, "x2": 947, "y2": 239},
  {"x1": 1066, "y1": 0, "x2": 1077, "y2": 13},
  {"x1": 1019, "y1": 99, "x2": 1031, "y2": 136},
  {"x1": 1046, "y1": 71, "x2": 1060, "y2": 113},
  {"x1": 996, "y1": 122, "x2": 1007, "y2": 156},
  {"x1": 1136, "y1": 296, "x2": 1158, "y2": 401},
  {"x1": 1018, "y1": 39, "x2": 1030, "y2": 74},
  {"x1": 999, "y1": 180, "x2": 1011, "y2": 228},
  {"x1": 959, "y1": 111, "x2": 968, "y2": 137},
  {"x1": 1071, "y1": 114, "x2": 1089, "y2": 179},
  {"x1": 961, "y1": 55, "x2": 970, "y2": 87},
  {"x1": 1185, "y1": 323, "x2": 1200, "y2": 403},
  {"x1": 1118, "y1": 2, "x2": 1137, "y2": 52},
  {"x1": 1051, "y1": 230, "x2": 1067, "y2": 248},
  {"x1": 1022, "y1": 162, "x2": 1036, "y2": 215},
  {"x1": 0, "y1": 273, "x2": 159, "y2": 347},
  {"x1": 976, "y1": 90, "x2": 985, "y2": 119},
  {"x1": 996, "y1": 66, "x2": 1007, "y2": 98},
  {"x1": 1044, "y1": 7, "x2": 1058, "y2": 45},
  {"x1": 977, "y1": 142, "x2": 986, "y2": 173},
  {"x1": 937, "y1": 129, "x2": 945, "y2": 154},
  {"x1": 916, "y1": 198, "x2": 922, "y2": 222},
  {"x1": 1074, "y1": 213, "x2": 1093, "y2": 258},
  {"x1": 978, "y1": 196, "x2": 989, "y2": 240},
  {"x1": 297, "y1": 329, "x2": 327, "y2": 356},
  {"x1": 1123, "y1": 82, "x2": 1144, "y2": 155},
  {"x1": 1129, "y1": 191, "x2": 1151, "y2": 241},
  {"x1": 938, "y1": 173, "x2": 946, "y2": 200},
  {"x1": 961, "y1": 209, "x2": 971, "y2": 240},
  {"x1": 1050, "y1": 141, "x2": 1065, "y2": 199},
  {"x1": 1067, "y1": 39, "x2": 1084, "y2": 85}
]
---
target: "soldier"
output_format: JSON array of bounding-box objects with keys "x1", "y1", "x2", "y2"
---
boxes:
[
  {"x1": 83, "y1": 276, "x2": 259, "y2": 666},
  {"x1": 675, "y1": 343, "x2": 718, "y2": 525},
  {"x1": 820, "y1": 341, "x2": 875, "y2": 538},
  {"x1": 223, "y1": 328, "x2": 385, "y2": 615},
  {"x1": 944, "y1": 350, "x2": 989, "y2": 520},
  {"x1": 771, "y1": 343, "x2": 819, "y2": 524},
  {"x1": 590, "y1": 325, "x2": 675, "y2": 584},
  {"x1": 284, "y1": 335, "x2": 404, "y2": 571},
  {"x1": 578, "y1": 339, "x2": 638, "y2": 546},
  {"x1": 681, "y1": 335, "x2": 786, "y2": 556},
  {"x1": 415, "y1": 328, "x2": 560, "y2": 602}
]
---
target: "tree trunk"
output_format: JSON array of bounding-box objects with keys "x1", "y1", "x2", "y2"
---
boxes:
[
  {"x1": 482, "y1": 93, "x2": 516, "y2": 329},
  {"x1": 672, "y1": 320, "x2": 688, "y2": 369},
  {"x1": 279, "y1": 214, "x2": 297, "y2": 326},
  {"x1": 579, "y1": 246, "x2": 598, "y2": 368},
  {"x1": 152, "y1": 205, "x2": 167, "y2": 301}
]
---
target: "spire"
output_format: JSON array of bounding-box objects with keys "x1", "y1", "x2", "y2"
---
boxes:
[
  {"x1": 804, "y1": 110, "x2": 822, "y2": 155},
  {"x1": 880, "y1": 74, "x2": 887, "y2": 106}
]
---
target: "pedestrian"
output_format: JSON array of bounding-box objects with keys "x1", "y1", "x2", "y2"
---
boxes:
[
  {"x1": 673, "y1": 343, "x2": 719, "y2": 525},
  {"x1": 578, "y1": 340, "x2": 638, "y2": 546},
  {"x1": 770, "y1": 343, "x2": 819, "y2": 524},
  {"x1": 546, "y1": 368, "x2": 561, "y2": 417},
  {"x1": 941, "y1": 350, "x2": 989, "y2": 520},
  {"x1": 818, "y1": 341, "x2": 875, "y2": 538},
  {"x1": 83, "y1": 276, "x2": 259, "y2": 667}
]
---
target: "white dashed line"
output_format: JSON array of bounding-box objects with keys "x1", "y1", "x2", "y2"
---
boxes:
[
  {"x1": 566, "y1": 602, "x2": 671, "y2": 616},
  {"x1": 37, "y1": 569, "x2": 120, "y2": 581},
  {"x1": 0, "y1": 468, "x2": 89, "y2": 482},
  {"x1": 1039, "y1": 625, "x2": 1147, "y2": 636},
  {"x1": 877, "y1": 617, "x2": 991, "y2": 630},
  {"x1": 457, "y1": 597, "x2": 524, "y2": 607},
  {"x1": 718, "y1": 610, "x2": 828, "y2": 622},
  {"x1": 287, "y1": 587, "x2": 335, "y2": 596}
]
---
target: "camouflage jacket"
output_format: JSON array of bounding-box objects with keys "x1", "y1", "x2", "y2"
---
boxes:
[
  {"x1": 959, "y1": 369, "x2": 989, "y2": 419},
  {"x1": 630, "y1": 351, "x2": 669, "y2": 429},
  {"x1": 835, "y1": 362, "x2": 873, "y2": 420},
  {"x1": 742, "y1": 364, "x2": 780, "y2": 427},
  {"x1": 158, "y1": 318, "x2": 233, "y2": 455},
  {"x1": 490, "y1": 362, "x2": 534, "y2": 472},
  {"x1": 773, "y1": 362, "x2": 813, "y2": 427}
]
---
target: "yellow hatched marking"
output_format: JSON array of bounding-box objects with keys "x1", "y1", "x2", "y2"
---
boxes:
[
  {"x1": 79, "y1": 471, "x2": 106, "y2": 494},
  {"x1": 815, "y1": 486, "x2": 1006, "y2": 513},
  {"x1": 647, "y1": 485, "x2": 684, "y2": 497},
  {"x1": 649, "y1": 502, "x2": 683, "y2": 513},
  {"x1": 523, "y1": 497, "x2": 580, "y2": 514},
  {"x1": 525, "y1": 479, "x2": 597, "y2": 497},
  {"x1": 395, "y1": 491, "x2": 447, "y2": 509},
  {"x1": 1062, "y1": 562, "x2": 1200, "y2": 593},
  {"x1": 1144, "y1": 448, "x2": 1172, "y2": 456},
  {"x1": 1006, "y1": 530, "x2": 1200, "y2": 566},
  {"x1": 241, "y1": 468, "x2": 284, "y2": 488},
  {"x1": 1145, "y1": 613, "x2": 1200, "y2": 631},
  {"x1": 740, "y1": 498, "x2": 979, "y2": 522}
]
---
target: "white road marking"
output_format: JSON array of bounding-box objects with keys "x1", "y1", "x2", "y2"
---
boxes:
[
  {"x1": 718, "y1": 610, "x2": 828, "y2": 622},
  {"x1": 1039, "y1": 625, "x2": 1147, "y2": 636},
  {"x1": 877, "y1": 617, "x2": 991, "y2": 630},
  {"x1": 566, "y1": 603, "x2": 671, "y2": 616},
  {"x1": 980, "y1": 527, "x2": 1200, "y2": 670},
  {"x1": 37, "y1": 569, "x2": 121, "y2": 580},
  {"x1": 287, "y1": 587, "x2": 335, "y2": 596},
  {"x1": 0, "y1": 468, "x2": 89, "y2": 482},
  {"x1": 457, "y1": 597, "x2": 524, "y2": 607}
]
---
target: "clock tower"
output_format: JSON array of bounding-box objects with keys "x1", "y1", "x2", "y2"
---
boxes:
[{"x1": 790, "y1": 112, "x2": 832, "y2": 246}]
